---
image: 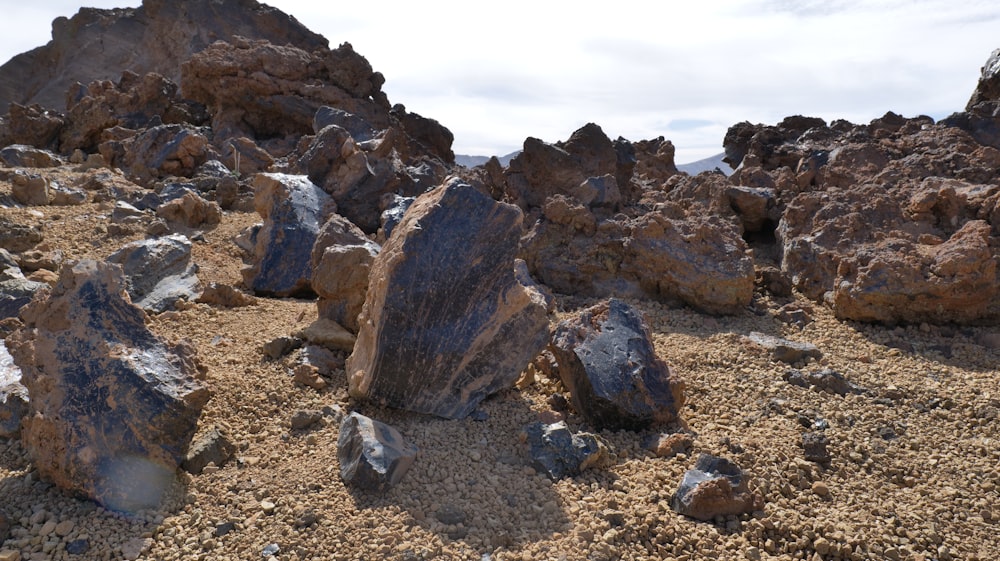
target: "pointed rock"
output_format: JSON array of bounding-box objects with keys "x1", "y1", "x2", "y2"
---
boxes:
[{"x1": 337, "y1": 412, "x2": 417, "y2": 491}]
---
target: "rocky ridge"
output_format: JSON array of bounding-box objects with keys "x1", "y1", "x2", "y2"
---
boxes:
[{"x1": 0, "y1": 2, "x2": 997, "y2": 561}]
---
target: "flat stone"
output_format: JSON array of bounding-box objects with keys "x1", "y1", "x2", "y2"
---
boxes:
[
  {"x1": 747, "y1": 332, "x2": 823, "y2": 363},
  {"x1": 295, "y1": 318, "x2": 356, "y2": 352}
]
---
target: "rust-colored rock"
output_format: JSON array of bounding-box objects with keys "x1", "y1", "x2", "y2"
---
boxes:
[
  {"x1": 672, "y1": 454, "x2": 760, "y2": 521},
  {"x1": 6, "y1": 260, "x2": 209, "y2": 511},
  {"x1": 347, "y1": 179, "x2": 550, "y2": 419}
]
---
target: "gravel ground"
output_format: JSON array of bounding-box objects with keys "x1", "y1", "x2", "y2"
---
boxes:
[{"x1": 1, "y1": 167, "x2": 998, "y2": 561}]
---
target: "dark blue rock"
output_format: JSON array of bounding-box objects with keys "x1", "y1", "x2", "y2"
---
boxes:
[
  {"x1": 377, "y1": 194, "x2": 414, "y2": 243},
  {"x1": 337, "y1": 412, "x2": 417, "y2": 491},
  {"x1": 672, "y1": 454, "x2": 757, "y2": 521},
  {"x1": 313, "y1": 106, "x2": 376, "y2": 141},
  {"x1": 242, "y1": 173, "x2": 333, "y2": 297},
  {"x1": 108, "y1": 234, "x2": 201, "y2": 313},
  {"x1": 523, "y1": 421, "x2": 609, "y2": 480},
  {"x1": 550, "y1": 298, "x2": 684, "y2": 431},
  {"x1": 66, "y1": 538, "x2": 90, "y2": 555}
]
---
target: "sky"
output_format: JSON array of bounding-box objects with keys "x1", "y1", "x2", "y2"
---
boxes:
[{"x1": 0, "y1": 1, "x2": 997, "y2": 163}]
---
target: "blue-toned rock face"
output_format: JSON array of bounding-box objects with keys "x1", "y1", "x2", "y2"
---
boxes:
[
  {"x1": 550, "y1": 298, "x2": 684, "y2": 431},
  {"x1": 6, "y1": 260, "x2": 209, "y2": 512},
  {"x1": 242, "y1": 173, "x2": 333, "y2": 297},
  {"x1": 337, "y1": 412, "x2": 417, "y2": 491},
  {"x1": 108, "y1": 234, "x2": 201, "y2": 313},
  {"x1": 346, "y1": 179, "x2": 550, "y2": 419}
]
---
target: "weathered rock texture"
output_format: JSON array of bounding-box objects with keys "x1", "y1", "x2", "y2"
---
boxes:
[
  {"x1": 242, "y1": 173, "x2": 333, "y2": 297},
  {"x1": 310, "y1": 215, "x2": 380, "y2": 333},
  {"x1": 522, "y1": 421, "x2": 610, "y2": 480},
  {"x1": 672, "y1": 454, "x2": 759, "y2": 521},
  {"x1": 549, "y1": 299, "x2": 685, "y2": 431},
  {"x1": 347, "y1": 180, "x2": 550, "y2": 419},
  {"x1": 6, "y1": 260, "x2": 209, "y2": 511},
  {"x1": 107, "y1": 234, "x2": 201, "y2": 313},
  {"x1": 0, "y1": 249, "x2": 47, "y2": 319},
  {"x1": 0, "y1": 340, "x2": 28, "y2": 438},
  {"x1": 0, "y1": 0, "x2": 329, "y2": 112},
  {"x1": 337, "y1": 412, "x2": 417, "y2": 491}
]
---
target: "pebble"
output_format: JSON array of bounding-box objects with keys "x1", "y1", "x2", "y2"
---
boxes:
[
  {"x1": 811, "y1": 481, "x2": 830, "y2": 497},
  {"x1": 54, "y1": 519, "x2": 75, "y2": 537},
  {"x1": 38, "y1": 520, "x2": 56, "y2": 537},
  {"x1": 0, "y1": 551, "x2": 19, "y2": 561},
  {"x1": 261, "y1": 500, "x2": 276, "y2": 515},
  {"x1": 65, "y1": 539, "x2": 89, "y2": 555}
]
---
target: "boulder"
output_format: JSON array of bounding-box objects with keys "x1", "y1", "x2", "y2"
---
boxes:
[
  {"x1": 337, "y1": 412, "x2": 417, "y2": 491},
  {"x1": 156, "y1": 191, "x2": 222, "y2": 228},
  {"x1": 966, "y1": 48, "x2": 1000, "y2": 110},
  {"x1": 5, "y1": 260, "x2": 210, "y2": 511},
  {"x1": 10, "y1": 173, "x2": 51, "y2": 206},
  {"x1": 120, "y1": 124, "x2": 209, "y2": 183},
  {"x1": 0, "y1": 145, "x2": 63, "y2": 168},
  {"x1": 0, "y1": 340, "x2": 28, "y2": 438},
  {"x1": 310, "y1": 214, "x2": 380, "y2": 332},
  {"x1": 346, "y1": 180, "x2": 550, "y2": 419},
  {"x1": 672, "y1": 454, "x2": 759, "y2": 521},
  {"x1": 0, "y1": 218, "x2": 43, "y2": 252},
  {"x1": 0, "y1": 252, "x2": 48, "y2": 319},
  {"x1": 242, "y1": 173, "x2": 334, "y2": 297},
  {"x1": 549, "y1": 299, "x2": 685, "y2": 431},
  {"x1": 0, "y1": 104, "x2": 65, "y2": 151},
  {"x1": 522, "y1": 421, "x2": 610, "y2": 480},
  {"x1": 107, "y1": 234, "x2": 201, "y2": 313}
]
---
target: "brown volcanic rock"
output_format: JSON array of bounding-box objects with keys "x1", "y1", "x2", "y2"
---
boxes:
[
  {"x1": 0, "y1": 0, "x2": 329, "y2": 113},
  {"x1": 0, "y1": 104, "x2": 66, "y2": 151},
  {"x1": 310, "y1": 214, "x2": 380, "y2": 333},
  {"x1": 347, "y1": 179, "x2": 550, "y2": 419},
  {"x1": 6, "y1": 260, "x2": 209, "y2": 511}
]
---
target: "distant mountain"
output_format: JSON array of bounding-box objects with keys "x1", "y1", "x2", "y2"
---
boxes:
[
  {"x1": 455, "y1": 151, "x2": 520, "y2": 168},
  {"x1": 677, "y1": 153, "x2": 733, "y2": 176}
]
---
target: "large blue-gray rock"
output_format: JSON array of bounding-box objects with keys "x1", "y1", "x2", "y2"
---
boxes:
[
  {"x1": 6, "y1": 260, "x2": 210, "y2": 512},
  {"x1": 0, "y1": 340, "x2": 28, "y2": 438},
  {"x1": 672, "y1": 454, "x2": 759, "y2": 521},
  {"x1": 549, "y1": 299, "x2": 685, "y2": 431},
  {"x1": 0, "y1": 248, "x2": 47, "y2": 319},
  {"x1": 120, "y1": 124, "x2": 209, "y2": 182},
  {"x1": 346, "y1": 179, "x2": 550, "y2": 419},
  {"x1": 337, "y1": 412, "x2": 417, "y2": 491},
  {"x1": 522, "y1": 421, "x2": 610, "y2": 480},
  {"x1": 108, "y1": 234, "x2": 201, "y2": 313},
  {"x1": 242, "y1": 173, "x2": 334, "y2": 297}
]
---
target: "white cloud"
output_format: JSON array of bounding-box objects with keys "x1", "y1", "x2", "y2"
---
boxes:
[{"x1": 0, "y1": 0, "x2": 996, "y2": 162}]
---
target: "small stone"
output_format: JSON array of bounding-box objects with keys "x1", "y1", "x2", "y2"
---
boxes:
[
  {"x1": 0, "y1": 550, "x2": 20, "y2": 561},
  {"x1": 261, "y1": 543, "x2": 280, "y2": 557},
  {"x1": 646, "y1": 432, "x2": 694, "y2": 458},
  {"x1": 293, "y1": 364, "x2": 327, "y2": 390},
  {"x1": 215, "y1": 522, "x2": 236, "y2": 537},
  {"x1": 745, "y1": 546, "x2": 762, "y2": 561},
  {"x1": 260, "y1": 500, "x2": 276, "y2": 515},
  {"x1": 65, "y1": 539, "x2": 89, "y2": 555},
  {"x1": 813, "y1": 536, "x2": 832, "y2": 555},
  {"x1": 290, "y1": 410, "x2": 323, "y2": 431},
  {"x1": 262, "y1": 336, "x2": 301, "y2": 359},
  {"x1": 38, "y1": 520, "x2": 57, "y2": 536},
  {"x1": 121, "y1": 537, "x2": 153, "y2": 560},
  {"x1": 54, "y1": 519, "x2": 75, "y2": 537},
  {"x1": 435, "y1": 504, "x2": 466, "y2": 525},
  {"x1": 802, "y1": 432, "x2": 831, "y2": 464},
  {"x1": 294, "y1": 509, "x2": 320, "y2": 528},
  {"x1": 812, "y1": 481, "x2": 830, "y2": 497}
]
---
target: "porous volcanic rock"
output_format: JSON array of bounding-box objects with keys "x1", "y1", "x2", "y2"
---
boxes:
[
  {"x1": 6, "y1": 260, "x2": 209, "y2": 511},
  {"x1": 107, "y1": 234, "x2": 201, "y2": 313},
  {"x1": 337, "y1": 412, "x2": 417, "y2": 491},
  {"x1": 310, "y1": 214, "x2": 380, "y2": 333},
  {"x1": 242, "y1": 173, "x2": 334, "y2": 297},
  {"x1": 346, "y1": 179, "x2": 550, "y2": 419},
  {"x1": 0, "y1": 0, "x2": 330, "y2": 112},
  {"x1": 549, "y1": 299, "x2": 685, "y2": 431},
  {"x1": 672, "y1": 454, "x2": 759, "y2": 521}
]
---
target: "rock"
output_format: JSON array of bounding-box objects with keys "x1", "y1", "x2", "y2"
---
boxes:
[
  {"x1": 376, "y1": 194, "x2": 415, "y2": 243},
  {"x1": 0, "y1": 550, "x2": 18, "y2": 561},
  {"x1": 0, "y1": 218, "x2": 43, "y2": 253},
  {"x1": 310, "y1": 214, "x2": 380, "y2": 333},
  {"x1": 10, "y1": 173, "x2": 50, "y2": 206},
  {"x1": 0, "y1": 254, "x2": 48, "y2": 319},
  {"x1": 220, "y1": 136, "x2": 274, "y2": 176},
  {"x1": 0, "y1": 0, "x2": 329, "y2": 113},
  {"x1": 337, "y1": 412, "x2": 417, "y2": 491},
  {"x1": 522, "y1": 421, "x2": 611, "y2": 480},
  {"x1": 49, "y1": 183, "x2": 88, "y2": 206},
  {"x1": 549, "y1": 299, "x2": 685, "y2": 431},
  {"x1": 0, "y1": 341, "x2": 28, "y2": 438},
  {"x1": 294, "y1": 318, "x2": 356, "y2": 352},
  {"x1": 0, "y1": 104, "x2": 65, "y2": 151},
  {"x1": 672, "y1": 454, "x2": 759, "y2": 521},
  {"x1": 54, "y1": 519, "x2": 75, "y2": 537},
  {"x1": 966, "y1": 48, "x2": 1000, "y2": 110},
  {"x1": 242, "y1": 173, "x2": 333, "y2": 297},
  {"x1": 107, "y1": 234, "x2": 201, "y2": 313},
  {"x1": 6, "y1": 260, "x2": 210, "y2": 511},
  {"x1": 0, "y1": 145, "x2": 63, "y2": 168},
  {"x1": 262, "y1": 336, "x2": 302, "y2": 360},
  {"x1": 802, "y1": 432, "x2": 832, "y2": 465},
  {"x1": 65, "y1": 539, "x2": 89, "y2": 555},
  {"x1": 196, "y1": 282, "x2": 256, "y2": 308},
  {"x1": 156, "y1": 191, "x2": 222, "y2": 228},
  {"x1": 119, "y1": 124, "x2": 209, "y2": 183},
  {"x1": 290, "y1": 410, "x2": 323, "y2": 430},
  {"x1": 293, "y1": 364, "x2": 327, "y2": 390},
  {"x1": 434, "y1": 504, "x2": 466, "y2": 525},
  {"x1": 346, "y1": 180, "x2": 550, "y2": 419},
  {"x1": 121, "y1": 537, "x2": 153, "y2": 561},
  {"x1": 746, "y1": 332, "x2": 823, "y2": 363},
  {"x1": 182, "y1": 427, "x2": 236, "y2": 475},
  {"x1": 783, "y1": 368, "x2": 864, "y2": 396},
  {"x1": 645, "y1": 432, "x2": 694, "y2": 458}
]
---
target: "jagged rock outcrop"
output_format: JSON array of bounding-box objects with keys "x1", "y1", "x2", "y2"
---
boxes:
[
  {"x1": 107, "y1": 234, "x2": 202, "y2": 313},
  {"x1": 242, "y1": 173, "x2": 334, "y2": 297},
  {"x1": 346, "y1": 179, "x2": 550, "y2": 419},
  {"x1": 549, "y1": 299, "x2": 685, "y2": 431},
  {"x1": 0, "y1": 0, "x2": 329, "y2": 113},
  {"x1": 6, "y1": 260, "x2": 209, "y2": 511},
  {"x1": 310, "y1": 215, "x2": 380, "y2": 333},
  {"x1": 337, "y1": 412, "x2": 417, "y2": 491},
  {"x1": 0, "y1": 145, "x2": 64, "y2": 168}
]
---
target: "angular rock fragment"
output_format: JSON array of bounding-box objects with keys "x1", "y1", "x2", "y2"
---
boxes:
[
  {"x1": 0, "y1": 341, "x2": 28, "y2": 439},
  {"x1": 10, "y1": 173, "x2": 50, "y2": 206},
  {"x1": 196, "y1": 282, "x2": 256, "y2": 308},
  {"x1": 0, "y1": 145, "x2": 63, "y2": 168},
  {"x1": 549, "y1": 299, "x2": 684, "y2": 431},
  {"x1": 747, "y1": 332, "x2": 822, "y2": 363},
  {"x1": 0, "y1": 218, "x2": 43, "y2": 252},
  {"x1": 6, "y1": 260, "x2": 210, "y2": 511},
  {"x1": 156, "y1": 191, "x2": 222, "y2": 228},
  {"x1": 107, "y1": 234, "x2": 201, "y2": 313},
  {"x1": 672, "y1": 454, "x2": 759, "y2": 521},
  {"x1": 310, "y1": 214, "x2": 380, "y2": 333},
  {"x1": 182, "y1": 427, "x2": 236, "y2": 475},
  {"x1": 337, "y1": 412, "x2": 417, "y2": 491},
  {"x1": 802, "y1": 432, "x2": 832, "y2": 465},
  {"x1": 0, "y1": 250, "x2": 47, "y2": 319},
  {"x1": 295, "y1": 318, "x2": 356, "y2": 352},
  {"x1": 242, "y1": 173, "x2": 333, "y2": 297},
  {"x1": 120, "y1": 124, "x2": 209, "y2": 183},
  {"x1": 346, "y1": 180, "x2": 550, "y2": 419},
  {"x1": 784, "y1": 368, "x2": 864, "y2": 396},
  {"x1": 522, "y1": 421, "x2": 610, "y2": 480}
]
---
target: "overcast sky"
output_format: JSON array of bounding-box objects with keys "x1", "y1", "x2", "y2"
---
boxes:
[{"x1": 1, "y1": 1, "x2": 997, "y2": 163}]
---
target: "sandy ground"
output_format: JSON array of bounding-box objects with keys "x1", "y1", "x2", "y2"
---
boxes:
[{"x1": 1, "y1": 166, "x2": 998, "y2": 561}]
